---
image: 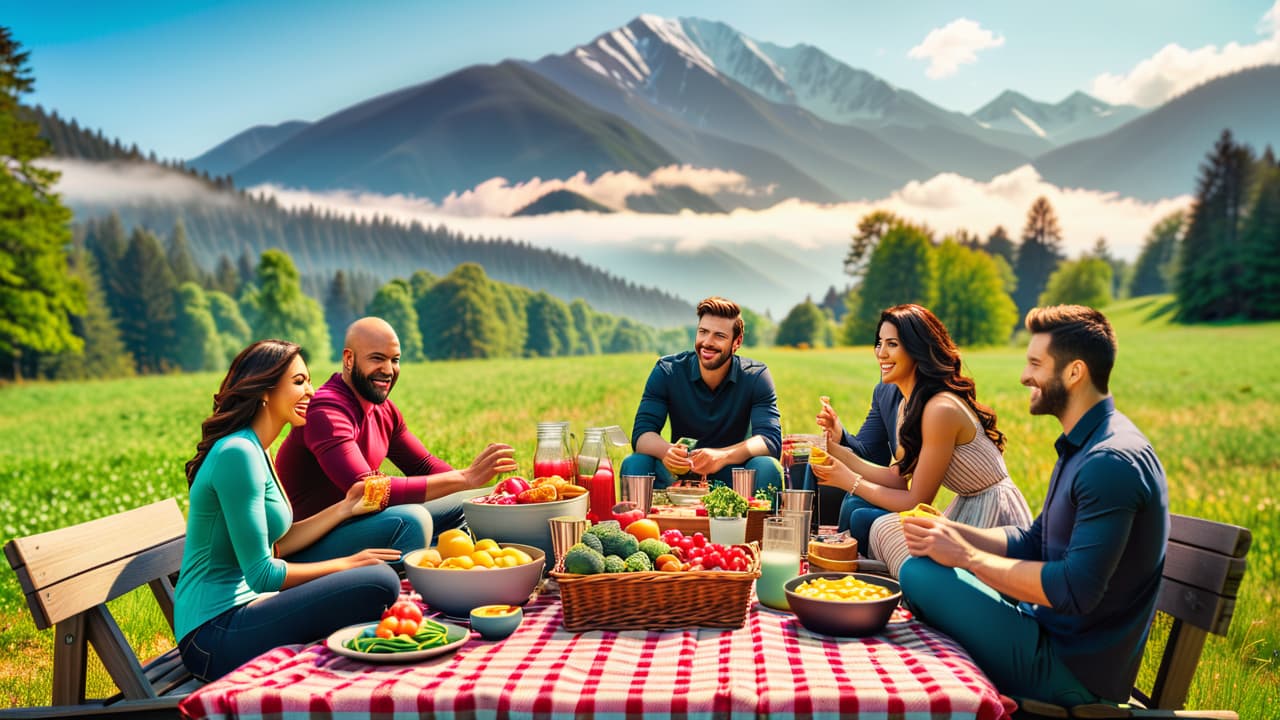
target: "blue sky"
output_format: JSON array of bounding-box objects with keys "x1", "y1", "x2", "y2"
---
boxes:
[{"x1": 8, "y1": 1, "x2": 1277, "y2": 160}]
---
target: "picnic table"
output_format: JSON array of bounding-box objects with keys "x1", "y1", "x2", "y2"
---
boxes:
[{"x1": 179, "y1": 582, "x2": 1012, "y2": 720}]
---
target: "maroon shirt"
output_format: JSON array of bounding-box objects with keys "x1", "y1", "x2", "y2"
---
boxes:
[{"x1": 276, "y1": 373, "x2": 453, "y2": 520}]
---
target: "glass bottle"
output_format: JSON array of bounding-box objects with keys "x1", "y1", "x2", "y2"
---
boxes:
[
  {"x1": 758, "y1": 515, "x2": 801, "y2": 610},
  {"x1": 579, "y1": 427, "x2": 616, "y2": 522},
  {"x1": 534, "y1": 422, "x2": 574, "y2": 480}
]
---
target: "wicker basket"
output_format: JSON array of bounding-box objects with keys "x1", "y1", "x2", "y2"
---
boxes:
[{"x1": 552, "y1": 543, "x2": 761, "y2": 632}]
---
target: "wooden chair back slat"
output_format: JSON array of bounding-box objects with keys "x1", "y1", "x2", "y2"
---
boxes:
[
  {"x1": 1162, "y1": 540, "x2": 1247, "y2": 598},
  {"x1": 1168, "y1": 515, "x2": 1251, "y2": 558},
  {"x1": 5, "y1": 499, "x2": 184, "y2": 593}
]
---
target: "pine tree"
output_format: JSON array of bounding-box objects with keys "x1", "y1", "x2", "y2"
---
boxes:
[
  {"x1": 1176, "y1": 130, "x2": 1254, "y2": 321},
  {"x1": 1129, "y1": 212, "x2": 1184, "y2": 297},
  {"x1": 417, "y1": 263, "x2": 506, "y2": 360},
  {"x1": 114, "y1": 227, "x2": 177, "y2": 372},
  {"x1": 1012, "y1": 196, "x2": 1065, "y2": 318},
  {"x1": 0, "y1": 27, "x2": 86, "y2": 379},
  {"x1": 324, "y1": 270, "x2": 358, "y2": 361},
  {"x1": 37, "y1": 241, "x2": 133, "y2": 379},
  {"x1": 982, "y1": 226, "x2": 1016, "y2": 268},
  {"x1": 167, "y1": 218, "x2": 202, "y2": 286},
  {"x1": 1239, "y1": 161, "x2": 1280, "y2": 319},
  {"x1": 213, "y1": 254, "x2": 240, "y2": 296}
]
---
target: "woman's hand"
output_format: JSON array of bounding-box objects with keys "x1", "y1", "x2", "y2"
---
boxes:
[
  {"x1": 901, "y1": 515, "x2": 974, "y2": 569},
  {"x1": 810, "y1": 457, "x2": 862, "y2": 494},
  {"x1": 345, "y1": 548, "x2": 402, "y2": 569},
  {"x1": 345, "y1": 481, "x2": 374, "y2": 517},
  {"x1": 461, "y1": 443, "x2": 518, "y2": 487},
  {"x1": 816, "y1": 396, "x2": 845, "y2": 448}
]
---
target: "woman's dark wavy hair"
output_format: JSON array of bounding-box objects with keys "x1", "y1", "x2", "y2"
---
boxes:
[
  {"x1": 185, "y1": 339, "x2": 302, "y2": 486},
  {"x1": 875, "y1": 304, "x2": 1005, "y2": 475}
]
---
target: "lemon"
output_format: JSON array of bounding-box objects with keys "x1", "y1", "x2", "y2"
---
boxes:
[{"x1": 437, "y1": 529, "x2": 475, "y2": 559}]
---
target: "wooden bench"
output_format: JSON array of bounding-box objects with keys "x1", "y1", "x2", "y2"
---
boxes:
[
  {"x1": 1, "y1": 498, "x2": 201, "y2": 719},
  {"x1": 1018, "y1": 513, "x2": 1251, "y2": 720}
]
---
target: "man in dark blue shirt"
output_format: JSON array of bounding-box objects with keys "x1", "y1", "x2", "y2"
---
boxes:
[
  {"x1": 621, "y1": 296, "x2": 782, "y2": 492},
  {"x1": 898, "y1": 305, "x2": 1169, "y2": 706}
]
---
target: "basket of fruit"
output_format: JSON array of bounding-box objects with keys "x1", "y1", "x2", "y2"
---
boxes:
[{"x1": 551, "y1": 523, "x2": 760, "y2": 632}]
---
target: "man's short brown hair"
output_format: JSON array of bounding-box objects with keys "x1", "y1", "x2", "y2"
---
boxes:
[
  {"x1": 697, "y1": 296, "x2": 744, "y2": 342},
  {"x1": 1025, "y1": 305, "x2": 1117, "y2": 393}
]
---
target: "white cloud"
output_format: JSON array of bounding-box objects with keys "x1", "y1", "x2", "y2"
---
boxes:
[
  {"x1": 908, "y1": 18, "x2": 1005, "y2": 79},
  {"x1": 239, "y1": 165, "x2": 1183, "y2": 262},
  {"x1": 49, "y1": 161, "x2": 1187, "y2": 265},
  {"x1": 1090, "y1": 2, "x2": 1280, "y2": 107},
  {"x1": 40, "y1": 158, "x2": 238, "y2": 207}
]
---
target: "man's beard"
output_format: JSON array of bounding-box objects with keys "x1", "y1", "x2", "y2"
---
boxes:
[
  {"x1": 696, "y1": 343, "x2": 732, "y2": 372},
  {"x1": 1029, "y1": 375, "x2": 1069, "y2": 417},
  {"x1": 351, "y1": 363, "x2": 395, "y2": 404}
]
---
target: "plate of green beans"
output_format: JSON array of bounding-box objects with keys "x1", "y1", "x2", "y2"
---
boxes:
[{"x1": 326, "y1": 618, "x2": 469, "y2": 663}]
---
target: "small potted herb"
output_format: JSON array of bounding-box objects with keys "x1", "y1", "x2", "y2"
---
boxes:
[{"x1": 703, "y1": 486, "x2": 749, "y2": 545}]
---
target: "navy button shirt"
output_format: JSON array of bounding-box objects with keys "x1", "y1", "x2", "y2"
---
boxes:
[
  {"x1": 630, "y1": 350, "x2": 781, "y2": 458},
  {"x1": 1004, "y1": 397, "x2": 1169, "y2": 702}
]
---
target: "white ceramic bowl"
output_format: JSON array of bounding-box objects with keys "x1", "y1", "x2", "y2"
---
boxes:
[
  {"x1": 403, "y1": 543, "x2": 545, "y2": 618},
  {"x1": 463, "y1": 493, "x2": 588, "y2": 563}
]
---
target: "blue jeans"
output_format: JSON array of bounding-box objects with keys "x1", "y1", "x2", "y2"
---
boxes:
[
  {"x1": 285, "y1": 504, "x2": 433, "y2": 564},
  {"x1": 421, "y1": 493, "x2": 467, "y2": 542},
  {"x1": 834, "y1": 490, "x2": 891, "y2": 555},
  {"x1": 898, "y1": 557, "x2": 1100, "y2": 705},
  {"x1": 178, "y1": 563, "x2": 400, "y2": 681},
  {"x1": 619, "y1": 453, "x2": 782, "y2": 494}
]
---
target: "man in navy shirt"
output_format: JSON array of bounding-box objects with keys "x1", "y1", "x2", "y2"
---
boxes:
[
  {"x1": 898, "y1": 305, "x2": 1169, "y2": 706},
  {"x1": 621, "y1": 296, "x2": 782, "y2": 492}
]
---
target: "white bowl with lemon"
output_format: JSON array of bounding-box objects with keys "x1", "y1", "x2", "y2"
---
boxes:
[{"x1": 403, "y1": 530, "x2": 546, "y2": 618}]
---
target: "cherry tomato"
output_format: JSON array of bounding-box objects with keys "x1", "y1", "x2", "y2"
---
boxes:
[
  {"x1": 375, "y1": 617, "x2": 399, "y2": 638},
  {"x1": 395, "y1": 618, "x2": 419, "y2": 636},
  {"x1": 692, "y1": 532, "x2": 707, "y2": 548},
  {"x1": 705, "y1": 551, "x2": 724, "y2": 569}
]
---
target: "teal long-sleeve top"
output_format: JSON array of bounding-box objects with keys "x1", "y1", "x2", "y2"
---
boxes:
[{"x1": 175, "y1": 427, "x2": 291, "y2": 641}]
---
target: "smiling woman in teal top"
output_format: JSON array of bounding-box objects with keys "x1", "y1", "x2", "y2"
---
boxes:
[{"x1": 174, "y1": 339, "x2": 403, "y2": 681}]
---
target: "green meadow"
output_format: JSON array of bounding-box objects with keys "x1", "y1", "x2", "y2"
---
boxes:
[{"x1": 0, "y1": 296, "x2": 1276, "y2": 716}]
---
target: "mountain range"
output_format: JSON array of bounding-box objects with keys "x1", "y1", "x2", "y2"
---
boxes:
[{"x1": 189, "y1": 15, "x2": 1279, "y2": 209}]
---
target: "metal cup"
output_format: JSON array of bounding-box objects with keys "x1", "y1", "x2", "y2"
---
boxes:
[
  {"x1": 778, "y1": 489, "x2": 816, "y2": 556},
  {"x1": 730, "y1": 467, "x2": 755, "y2": 499},
  {"x1": 548, "y1": 516, "x2": 589, "y2": 573},
  {"x1": 620, "y1": 474, "x2": 655, "y2": 514}
]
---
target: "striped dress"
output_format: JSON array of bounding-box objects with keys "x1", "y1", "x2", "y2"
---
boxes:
[{"x1": 868, "y1": 393, "x2": 1033, "y2": 578}]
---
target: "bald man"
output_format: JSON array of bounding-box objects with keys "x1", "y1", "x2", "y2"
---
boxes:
[{"x1": 277, "y1": 317, "x2": 517, "y2": 541}]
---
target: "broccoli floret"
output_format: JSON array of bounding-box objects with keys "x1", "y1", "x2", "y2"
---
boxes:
[
  {"x1": 580, "y1": 532, "x2": 604, "y2": 554},
  {"x1": 603, "y1": 555, "x2": 627, "y2": 573},
  {"x1": 637, "y1": 538, "x2": 672, "y2": 563},
  {"x1": 599, "y1": 528, "x2": 639, "y2": 559},
  {"x1": 624, "y1": 551, "x2": 653, "y2": 572},
  {"x1": 587, "y1": 520, "x2": 621, "y2": 536},
  {"x1": 563, "y1": 543, "x2": 606, "y2": 575}
]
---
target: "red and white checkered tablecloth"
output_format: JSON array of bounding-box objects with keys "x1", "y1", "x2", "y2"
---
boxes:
[{"x1": 180, "y1": 584, "x2": 1012, "y2": 720}]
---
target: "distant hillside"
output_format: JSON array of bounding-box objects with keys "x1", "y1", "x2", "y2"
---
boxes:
[
  {"x1": 187, "y1": 120, "x2": 309, "y2": 177},
  {"x1": 1033, "y1": 65, "x2": 1280, "y2": 199},
  {"x1": 232, "y1": 61, "x2": 681, "y2": 200},
  {"x1": 512, "y1": 189, "x2": 614, "y2": 216},
  {"x1": 35, "y1": 109, "x2": 694, "y2": 326}
]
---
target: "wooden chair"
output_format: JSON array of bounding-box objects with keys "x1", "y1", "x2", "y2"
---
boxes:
[
  {"x1": 1, "y1": 498, "x2": 201, "y2": 719},
  {"x1": 1017, "y1": 513, "x2": 1251, "y2": 720}
]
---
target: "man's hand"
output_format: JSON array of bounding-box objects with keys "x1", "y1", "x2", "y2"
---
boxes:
[
  {"x1": 687, "y1": 447, "x2": 729, "y2": 476},
  {"x1": 901, "y1": 515, "x2": 976, "y2": 570},
  {"x1": 816, "y1": 395, "x2": 845, "y2": 448},
  {"x1": 461, "y1": 443, "x2": 519, "y2": 487},
  {"x1": 663, "y1": 443, "x2": 693, "y2": 475}
]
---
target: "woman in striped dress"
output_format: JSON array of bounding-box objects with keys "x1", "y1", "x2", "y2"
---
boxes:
[{"x1": 812, "y1": 304, "x2": 1031, "y2": 578}]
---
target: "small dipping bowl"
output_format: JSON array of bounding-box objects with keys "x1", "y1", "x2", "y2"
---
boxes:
[{"x1": 469, "y1": 604, "x2": 524, "y2": 640}]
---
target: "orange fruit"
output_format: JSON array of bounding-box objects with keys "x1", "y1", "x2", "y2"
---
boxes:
[
  {"x1": 437, "y1": 529, "x2": 474, "y2": 559},
  {"x1": 624, "y1": 518, "x2": 661, "y2": 542}
]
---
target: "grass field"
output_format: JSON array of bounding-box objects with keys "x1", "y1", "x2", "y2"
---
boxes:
[{"x1": 1, "y1": 296, "x2": 1276, "y2": 716}]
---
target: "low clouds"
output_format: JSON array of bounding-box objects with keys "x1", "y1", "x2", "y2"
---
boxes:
[
  {"x1": 908, "y1": 18, "x2": 1005, "y2": 79},
  {"x1": 1090, "y1": 1, "x2": 1280, "y2": 107},
  {"x1": 50, "y1": 160, "x2": 1187, "y2": 267}
]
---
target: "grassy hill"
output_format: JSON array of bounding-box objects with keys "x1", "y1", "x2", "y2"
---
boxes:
[{"x1": 0, "y1": 296, "x2": 1275, "y2": 714}]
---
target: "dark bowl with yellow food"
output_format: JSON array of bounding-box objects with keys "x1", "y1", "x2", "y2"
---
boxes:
[{"x1": 783, "y1": 572, "x2": 901, "y2": 637}]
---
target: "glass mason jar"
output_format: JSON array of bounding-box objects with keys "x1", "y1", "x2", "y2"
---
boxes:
[{"x1": 534, "y1": 422, "x2": 574, "y2": 480}]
